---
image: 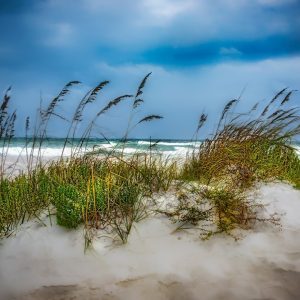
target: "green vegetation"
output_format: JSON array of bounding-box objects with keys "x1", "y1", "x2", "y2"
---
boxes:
[
  {"x1": 0, "y1": 74, "x2": 176, "y2": 246},
  {"x1": 0, "y1": 77, "x2": 299, "y2": 247},
  {"x1": 182, "y1": 88, "x2": 300, "y2": 188},
  {"x1": 170, "y1": 88, "x2": 299, "y2": 238}
]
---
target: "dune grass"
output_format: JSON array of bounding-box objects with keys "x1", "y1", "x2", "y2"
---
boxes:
[
  {"x1": 0, "y1": 79, "x2": 299, "y2": 246},
  {"x1": 170, "y1": 88, "x2": 300, "y2": 238},
  {"x1": 182, "y1": 88, "x2": 300, "y2": 188},
  {"x1": 0, "y1": 74, "x2": 176, "y2": 245}
]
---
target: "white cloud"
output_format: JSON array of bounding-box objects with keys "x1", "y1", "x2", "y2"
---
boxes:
[
  {"x1": 219, "y1": 47, "x2": 242, "y2": 56},
  {"x1": 143, "y1": 0, "x2": 196, "y2": 21},
  {"x1": 96, "y1": 61, "x2": 167, "y2": 77},
  {"x1": 257, "y1": 0, "x2": 297, "y2": 6},
  {"x1": 42, "y1": 22, "x2": 73, "y2": 47}
]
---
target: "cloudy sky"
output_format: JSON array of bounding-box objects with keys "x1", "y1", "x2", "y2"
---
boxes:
[{"x1": 0, "y1": 0, "x2": 300, "y2": 139}]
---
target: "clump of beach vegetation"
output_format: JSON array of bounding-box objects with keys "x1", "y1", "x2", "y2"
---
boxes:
[
  {"x1": 0, "y1": 74, "x2": 176, "y2": 246},
  {"x1": 182, "y1": 89, "x2": 300, "y2": 188},
  {"x1": 169, "y1": 88, "x2": 300, "y2": 238}
]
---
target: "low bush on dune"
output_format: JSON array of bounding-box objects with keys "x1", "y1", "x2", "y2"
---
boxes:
[{"x1": 161, "y1": 183, "x2": 280, "y2": 240}]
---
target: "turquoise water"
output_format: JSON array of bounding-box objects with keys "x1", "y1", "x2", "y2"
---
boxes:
[
  {"x1": 3, "y1": 138, "x2": 300, "y2": 157},
  {"x1": 3, "y1": 138, "x2": 201, "y2": 157}
]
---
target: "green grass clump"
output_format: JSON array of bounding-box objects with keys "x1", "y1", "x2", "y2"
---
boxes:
[
  {"x1": 0, "y1": 74, "x2": 170, "y2": 244},
  {"x1": 182, "y1": 89, "x2": 300, "y2": 189},
  {"x1": 49, "y1": 155, "x2": 175, "y2": 243},
  {"x1": 0, "y1": 152, "x2": 176, "y2": 243},
  {"x1": 54, "y1": 184, "x2": 84, "y2": 229},
  {"x1": 0, "y1": 170, "x2": 54, "y2": 238},
  {"x1": 167, "y1": 89, "x2": 299, "y2": 239}
]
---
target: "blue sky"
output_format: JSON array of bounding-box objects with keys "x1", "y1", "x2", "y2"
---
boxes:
[{"x1": 1, "y1": 0, "x2": 300, "y2": 139}]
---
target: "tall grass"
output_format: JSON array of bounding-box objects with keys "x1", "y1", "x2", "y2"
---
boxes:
[
  {"x1": 169, "y1": 88, "x2": 300, "y2": 238},
  {"x1": 0, "y1": 75, "x2": 172, "y2": 245},
  {"x1": 0, "y1": 81, "x2": 299, "y2": 245},
  {"x1": 0, "y1": 87, "x2": 16, "y2": 179},
  {"x1": 182, "y1": 88, "x2": 300, "y2": 188}
]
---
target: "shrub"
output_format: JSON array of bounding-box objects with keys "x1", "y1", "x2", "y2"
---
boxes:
[{"x1": 54, "y1": 184, "x2": 84, "y2": 229}]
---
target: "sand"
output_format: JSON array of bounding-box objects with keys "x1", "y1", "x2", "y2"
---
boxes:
[{"x1": 0, "y1": 183, "x2": 300, "y2": 300}]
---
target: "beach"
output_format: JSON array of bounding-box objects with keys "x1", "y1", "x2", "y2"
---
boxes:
[
  {"x1": 1, "y1": 181, "x2": 300, "y2": 300},
  {"x1": 2, "y1": 1, "x2": 300, "y2": 299}
]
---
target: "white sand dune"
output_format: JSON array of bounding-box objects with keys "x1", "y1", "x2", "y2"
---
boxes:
[{"x1": 0, "y1": 183, "x2": 300, "y2": 300}]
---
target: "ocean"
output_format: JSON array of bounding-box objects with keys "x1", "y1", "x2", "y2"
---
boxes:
[
  {"x1": 3, "y1": 138, "x2": 203, "y2": 158},
  {"x1": 2, "y1": 138, "x2": 300, "y2": 158}
]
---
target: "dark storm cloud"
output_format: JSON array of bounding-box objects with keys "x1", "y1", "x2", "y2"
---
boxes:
[
  {"x1": 142, "y1": 35, "x2": 300, "y2": 67},
  {"x1": 0, "y1": 0, "x2": 300, "y2": 138},
  {"x1": 0, "y1": 0, "x2": 35, "y2": 13},
  {"x1": 1, "y1": 0, "x2": 300, "y2": 69}
]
